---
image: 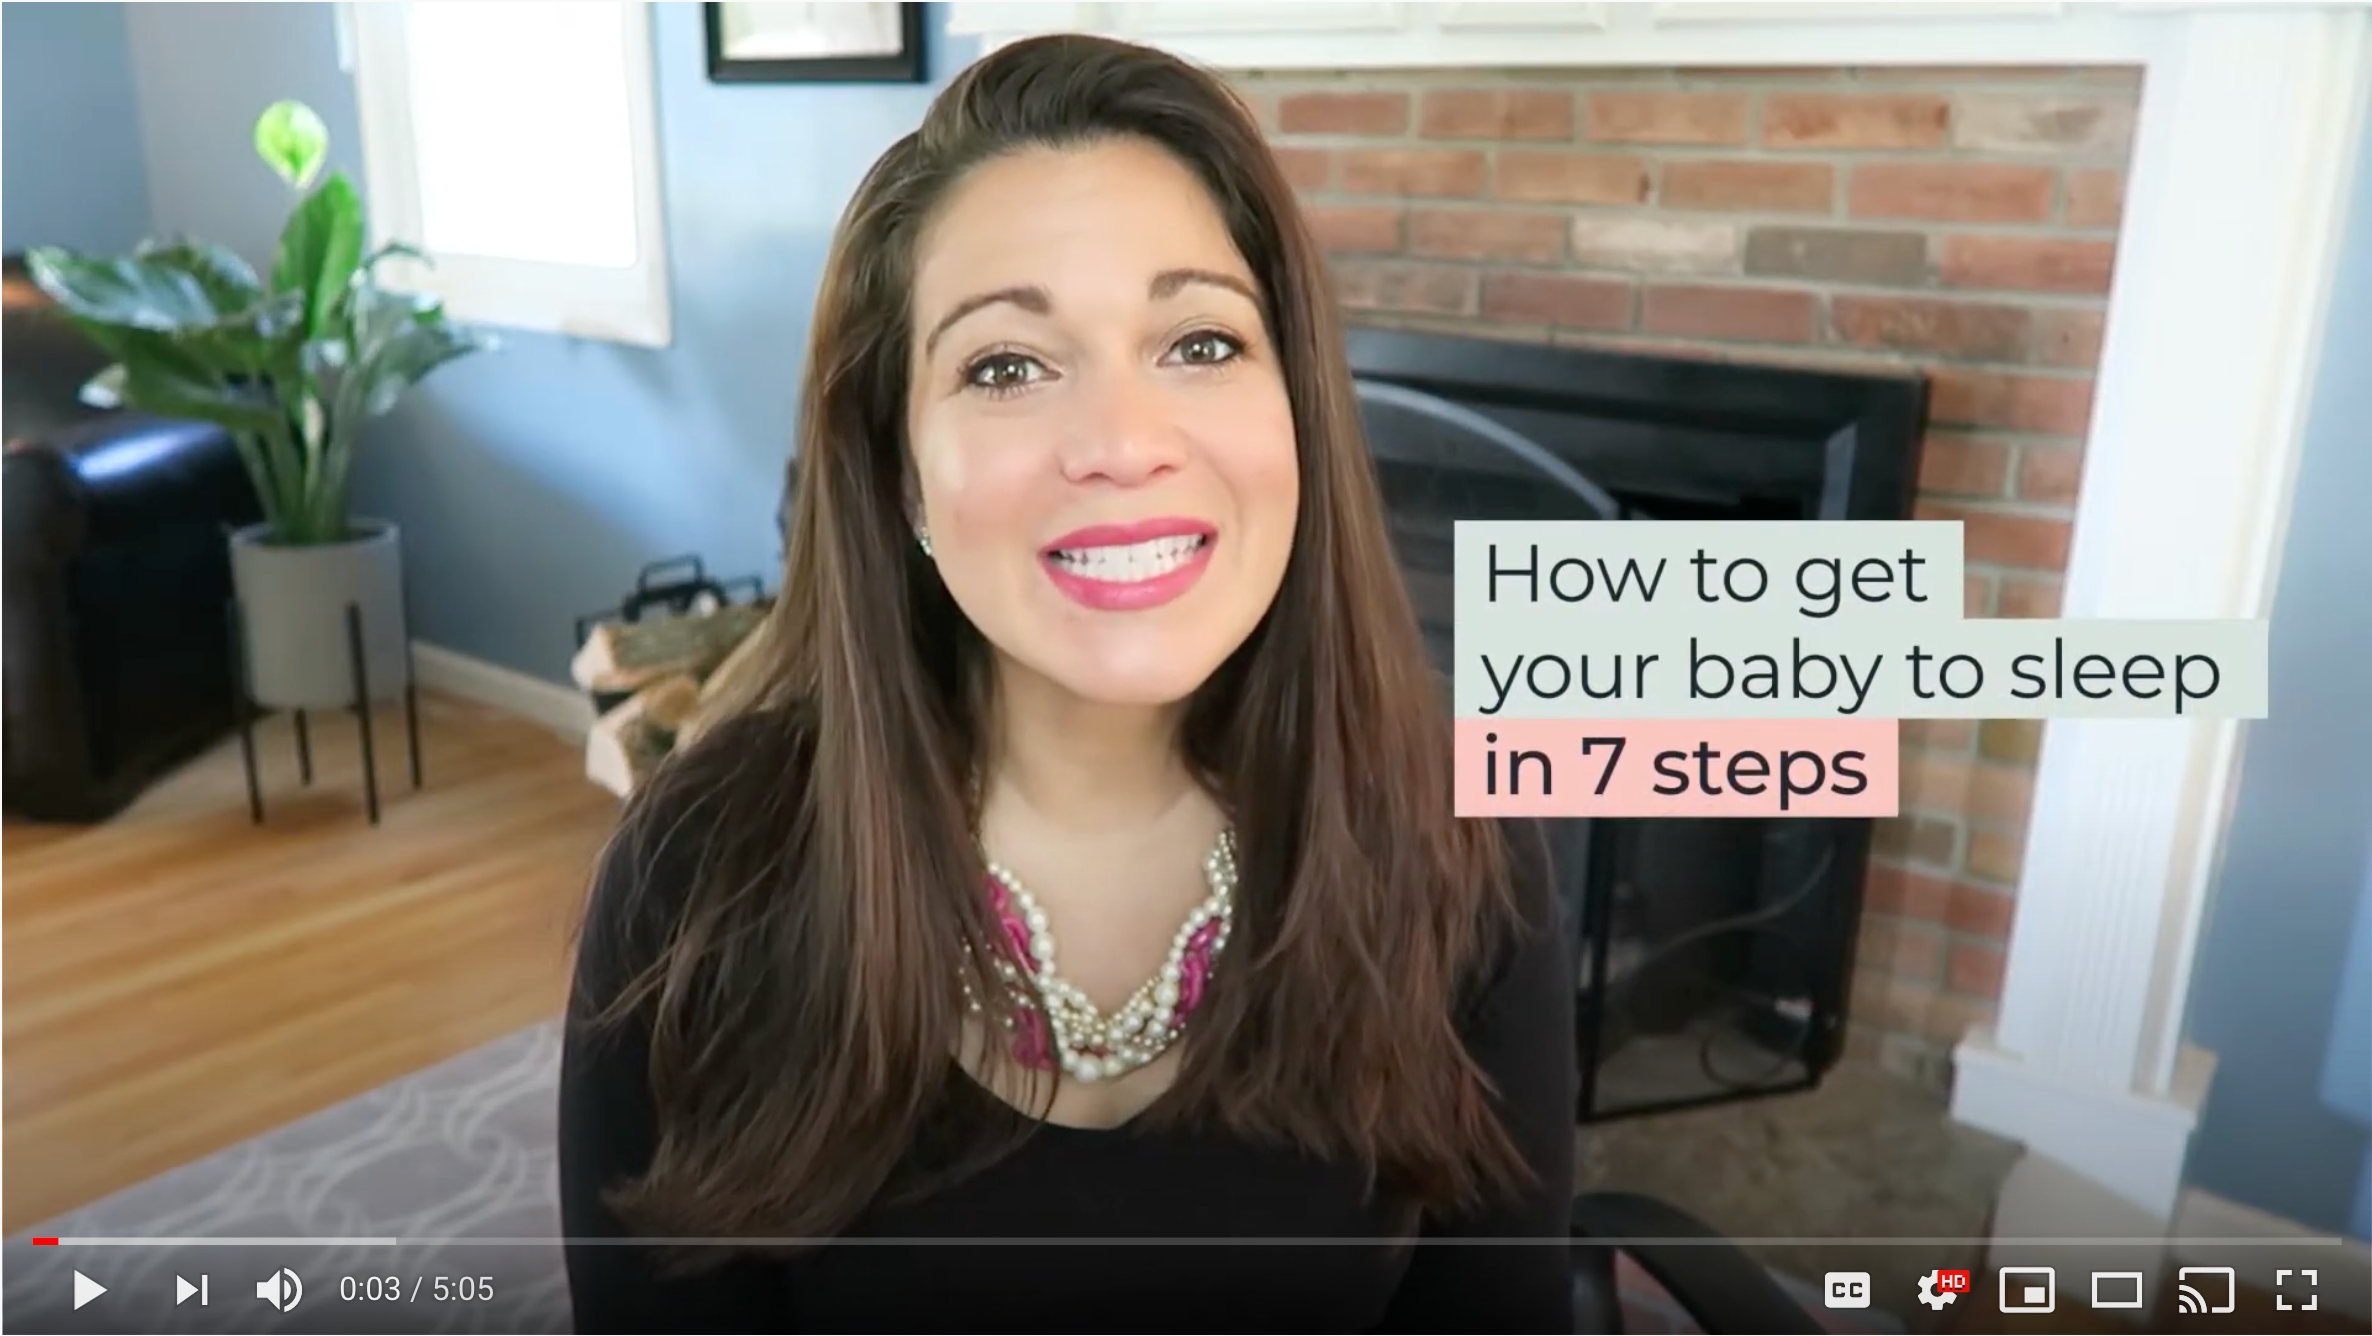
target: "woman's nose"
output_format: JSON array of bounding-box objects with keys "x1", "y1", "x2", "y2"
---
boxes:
[{"x1": 1059, "y1": 372, "x2": 1185, "y2": 487}]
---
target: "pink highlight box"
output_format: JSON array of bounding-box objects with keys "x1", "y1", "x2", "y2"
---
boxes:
[{"x1": 1455, "y1": 718, "x2": 1900, "y2": 818}]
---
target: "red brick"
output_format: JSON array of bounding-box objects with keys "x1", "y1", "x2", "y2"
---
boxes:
[
  {"x1": 1569, "y1": 218, "x2": 1739, "y2": 274},
  {"x1": 1929, "y1": 369, "x2": 2095, "y2": 436},
  {"x1": 1948, "y1": 940, "x2": 2008, "y2": 999},
  {"x1": 1904, "y1": 753, "x2": 2036, "y2": 827},
  {"x1": 1481, "y1": 274, "x2": 1632, "y2": 329},
  {"x1": 1587, "y1": 91, "x2": 1750, "y2": 146},
  {"x1": 1494, "y1": 151, "x2": 1649, "y2": 204},
  {"x1": 2034, "y1": 308, "x2": 2106, "y2": 368},
  {"x1": 1965, "y1": 571, "x2": 1997, "y2": 617},
  {"x1": 1273, "y1": 146, "x2": 1331, "y2": 192},
  {"x1": 2016, "y1": 445, "x2": 2085, "y2": 505},
  {"x1": 1408, "y1": 209, "x2": 1565, "y2": 263},
  {"x1": 1765, "y1": 93, "x2": 1951, "y2": 149},
  {"x1": 1997, "y1": 576, "x2": 2063, "y2": 619},
  {"x1": 1338, "y1": 149, "x2": 1488, "y2": 198},
  {"x1": 1306, "y1": 206, "x2": 1401, "y2": 255},
  {"x1": 1953, "y1": 94, "x2": 2137, "y2": 154},
  {"x1": 1642, "y1": 284, "x2": 1818, "y2": 343},
  {"x1": 1866, "y1": 862, "x2": 1953, "y2": 923},
  {"x1": 1663, "y1": 159, "x2": 1835, "y2": 213},
  {"x1": 1966, "y1": 826, "x2": 2024, "y2": 884},
  {"x1": 1979, "y1": 719, "x2": 2044, "y2": 766},
  {"x1": 1850, "y1": 163, "x2": 2056, "y2": 223},
  {"x1": 1859, "y1": 65, "x2": 2091, "y2": 82},
  {"x1": 1914, "y1": 431, "x2": 2012, "y2": 497},
  {"x1": 1334, "y1": 262, "x2": 1475, "y2": 316},
  {"x1": 1904, "y1": 719, "x2": 1977, "y2": 753},
  {"x1": 1278, "y1": 91, "x2": 1408, "y2": 136},
  {"x1": 1916, "y1": 500, "x2": 2072, "y2": 571},
  {"x1": 1874, "y1": 814, "x2": 1961, "y2": 867},
  {"x1": 1677, "y1": 65, "x2": 1853, "y2": 80},
  {"x1": 1948, "y1": 884, "x2": 2015, "y2": 938},
  {"x1": 2067, "y1": 169, "x2": 2125, "y2": 228},
  {"x1": 1861, "y1": 916, "x2": 1947, "y2": 982},
  {"x1": 1419, "y1": 88, "x2": 1574, "y2": 141},
  {"x1": 1832, "y1": 296, "x2": 2031, "y2": 362},
  {"x1": 1942, "y1": 235, "x2": 2117, "y2": 294},
  {"x1": 1744, "y1": 226, "x2": 1928, "y2": 285}
]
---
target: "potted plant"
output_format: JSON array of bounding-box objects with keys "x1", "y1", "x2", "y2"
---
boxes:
[{"x1": 26, "y1": 100, "x2": 493, "y2": 713}]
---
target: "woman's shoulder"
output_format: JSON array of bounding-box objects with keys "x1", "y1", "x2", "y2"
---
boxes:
[{"x1": 577, "y1": 704, "x2": 819, "y2": 992}]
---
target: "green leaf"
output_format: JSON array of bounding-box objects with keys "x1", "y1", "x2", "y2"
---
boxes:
[
  {"x1": 26, "y1": 247, "x2": 225, "y2": 332},
  {"x1": 344, "y1": 284, "x2": 492, "y2": 417},
  {"x1": 271, "y1": 172, "x2": 365, "y2": 333},
  {"x1": 134, "y1": 239, "x2": 266, "y2": 312},
  {"x1": 81, "y1": 364, "x2": 129, "y2": 410},
  {"x1": 254, "y1": 100, "x2": 329, "y2": 191},
  {"x1": 114, "y1": 358, "x2": 284, "y2": 436}
]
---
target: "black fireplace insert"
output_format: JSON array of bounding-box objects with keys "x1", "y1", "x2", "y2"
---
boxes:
[{"x1": 1346, "y1": 326, "x2": 1928, "y2": 1123}]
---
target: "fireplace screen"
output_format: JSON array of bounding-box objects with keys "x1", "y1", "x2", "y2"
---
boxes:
[{"x1": 1350, "y1": 327, "x2": 1925, "y2": 1123}]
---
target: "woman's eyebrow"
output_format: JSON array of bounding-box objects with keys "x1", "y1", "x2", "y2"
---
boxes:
[
  {"x1": 922, "y1": 269, "x2": 1261, "y2": 357},
  {"x1": 923, "y1": 284, "x2": 1050, "y2": 357}
]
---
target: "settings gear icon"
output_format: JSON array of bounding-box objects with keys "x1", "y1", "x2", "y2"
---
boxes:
[{"x1": 1918, "y1": 1271, "x2": 1959, "y2": 1310}]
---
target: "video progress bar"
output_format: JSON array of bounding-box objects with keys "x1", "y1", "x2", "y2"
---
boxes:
[
  {"x1": 25, "y1": 1235, "x2": 2353, "y2": 1247},
  {"x1": 33, "y1": 1238, "x2": 400, "y2": 1247}
]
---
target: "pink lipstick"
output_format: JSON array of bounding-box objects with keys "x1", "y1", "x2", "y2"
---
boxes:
[{"x1": 1040, "y1": 517, "x2": 1218, "y2": 612}]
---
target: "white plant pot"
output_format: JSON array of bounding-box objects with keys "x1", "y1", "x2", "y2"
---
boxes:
[{"x1": 229, "y1": 519, "x2": 412, "y2": 711}]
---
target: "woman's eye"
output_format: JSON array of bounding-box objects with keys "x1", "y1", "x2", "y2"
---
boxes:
[
  {"x1": 1171, "y1": 330, "x2": 1243, "y2": 366},
  {"x1": 964, "y1": 352, "x2": 1046, "y2": 394}
]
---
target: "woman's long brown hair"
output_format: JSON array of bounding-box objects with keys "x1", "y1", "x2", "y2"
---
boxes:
[{"x1": 585, "y1": 32, "x2": 1533, "y2": 1259}]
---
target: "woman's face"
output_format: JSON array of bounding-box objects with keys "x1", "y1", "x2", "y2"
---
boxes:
[{"x1": 906, "y1": 137, "x2": 1299, "y2": 709}]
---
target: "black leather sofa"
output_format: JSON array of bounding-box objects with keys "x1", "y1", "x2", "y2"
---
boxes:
[{"x1": 2, "y1": 253, "x2": 261, "y2": 822}]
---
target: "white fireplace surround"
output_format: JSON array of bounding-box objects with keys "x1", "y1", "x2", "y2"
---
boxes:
[{"x1": 947, "y1": 2, "x2": 2372, "y2": 1228}]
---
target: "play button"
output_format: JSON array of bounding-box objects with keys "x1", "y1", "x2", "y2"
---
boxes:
[{"x1": 72, "y1": 1271, "x2": 106, "y2": 1310}]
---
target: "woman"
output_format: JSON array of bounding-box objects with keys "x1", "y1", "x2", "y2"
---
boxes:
[{"x1": 559, "y1": 32, "x2": 1576, "y2": 1334}]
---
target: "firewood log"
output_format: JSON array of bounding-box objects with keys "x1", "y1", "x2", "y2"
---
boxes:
[
  {"x1": 676, "y1": 616, "x2": 774, "y2": 751},
  {"x1": 570, "y1": 603, "x2": 769, "y2": 694},
  {"x1": 584, "y1": 674, "x2": 702, "y2": 798}
]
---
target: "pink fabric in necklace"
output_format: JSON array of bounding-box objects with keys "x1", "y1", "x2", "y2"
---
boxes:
[{"x1": 981, "y1": 873, "x2": 1223, "y2": 1071}]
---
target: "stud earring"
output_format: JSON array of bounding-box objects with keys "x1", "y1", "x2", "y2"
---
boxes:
[{"x1": 916, "y1": 525, "x2": 933, "y2": 558}]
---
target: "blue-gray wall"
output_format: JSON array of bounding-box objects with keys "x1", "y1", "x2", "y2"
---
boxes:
[
  {"x1": 109, "y1": 2, "x2": 975, "y2": 681},
  {"x1": 1, "y1": 2, "x2": 152, "y2": 253},
  {"x1": 2183, "y1": 105, "x2": 2372, "y2": 1242}
]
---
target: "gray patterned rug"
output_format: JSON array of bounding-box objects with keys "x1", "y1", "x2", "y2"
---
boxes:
[{"x1": 3, "y1": 1022, "x2": 571, "y2": 1334}]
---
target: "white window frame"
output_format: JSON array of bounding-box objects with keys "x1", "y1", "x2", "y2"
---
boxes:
[{"x1": 342, "y1": 1, "x2": 673, "y2": 348}]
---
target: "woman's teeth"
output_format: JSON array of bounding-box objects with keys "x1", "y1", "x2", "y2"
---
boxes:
[{"x1": 1048, "y1": 534, "x2": 1208, "y2": 583}]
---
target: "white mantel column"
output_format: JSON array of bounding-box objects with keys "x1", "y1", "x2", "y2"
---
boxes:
[{"x1": 1950, "y1": 5, "x2": 2372, "y2": 1226}]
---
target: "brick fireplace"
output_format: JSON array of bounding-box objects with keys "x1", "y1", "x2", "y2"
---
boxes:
[
  {"x1": 1229, "y1": 63, "x2": 2142, "y2": 1089},
  {"x1": 950, "y1": 0, "x2": 2370, "y2": 1233}
]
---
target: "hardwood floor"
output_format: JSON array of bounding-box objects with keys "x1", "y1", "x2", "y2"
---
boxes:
[{"x1": 2, "y1": 693, "x2": 621, "y2": 1234}]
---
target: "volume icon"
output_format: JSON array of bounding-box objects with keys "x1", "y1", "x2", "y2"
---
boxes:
[{"x1": 255, "y1": 1268, "x2": 303, "y2": 1312}]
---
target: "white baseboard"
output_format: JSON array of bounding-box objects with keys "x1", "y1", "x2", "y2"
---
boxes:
[
  {"x1": 2172, "y1": 1188, "x2": 2372, "y2": 1321},
  {"x1": 1950, "y1": 1027, "x2": 2215, "y2": 1222},
  {"x1": 411, "y1": 641, "x2": 593, "y2": 742}
]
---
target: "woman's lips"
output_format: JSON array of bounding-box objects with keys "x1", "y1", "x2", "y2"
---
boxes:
[{"x1": 1040, "y1": 519, "x2": 1218, "y2": 612}]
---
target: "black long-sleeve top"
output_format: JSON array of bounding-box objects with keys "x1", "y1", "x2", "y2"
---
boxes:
[{"x1": 558, "y1": 779, "x2": 1577, "y2": 1334}]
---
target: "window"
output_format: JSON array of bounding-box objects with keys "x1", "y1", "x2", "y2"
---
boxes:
[{"x1": 345, "y1": 2, "x2": 672, "y2": 347}]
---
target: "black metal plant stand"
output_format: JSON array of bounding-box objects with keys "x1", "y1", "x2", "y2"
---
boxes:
[{"x1": 227, "y1": 597, "x2": 423, "y2": 826}]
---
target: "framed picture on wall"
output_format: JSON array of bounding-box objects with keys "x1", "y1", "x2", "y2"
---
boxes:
[{"x1": 703, "y1": 3, "x2": 926, "y2": 84}]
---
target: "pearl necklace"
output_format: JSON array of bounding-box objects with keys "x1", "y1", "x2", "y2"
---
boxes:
[{"x1": 963, "y1": 831, "x2": 1238, "y2": 1084}]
